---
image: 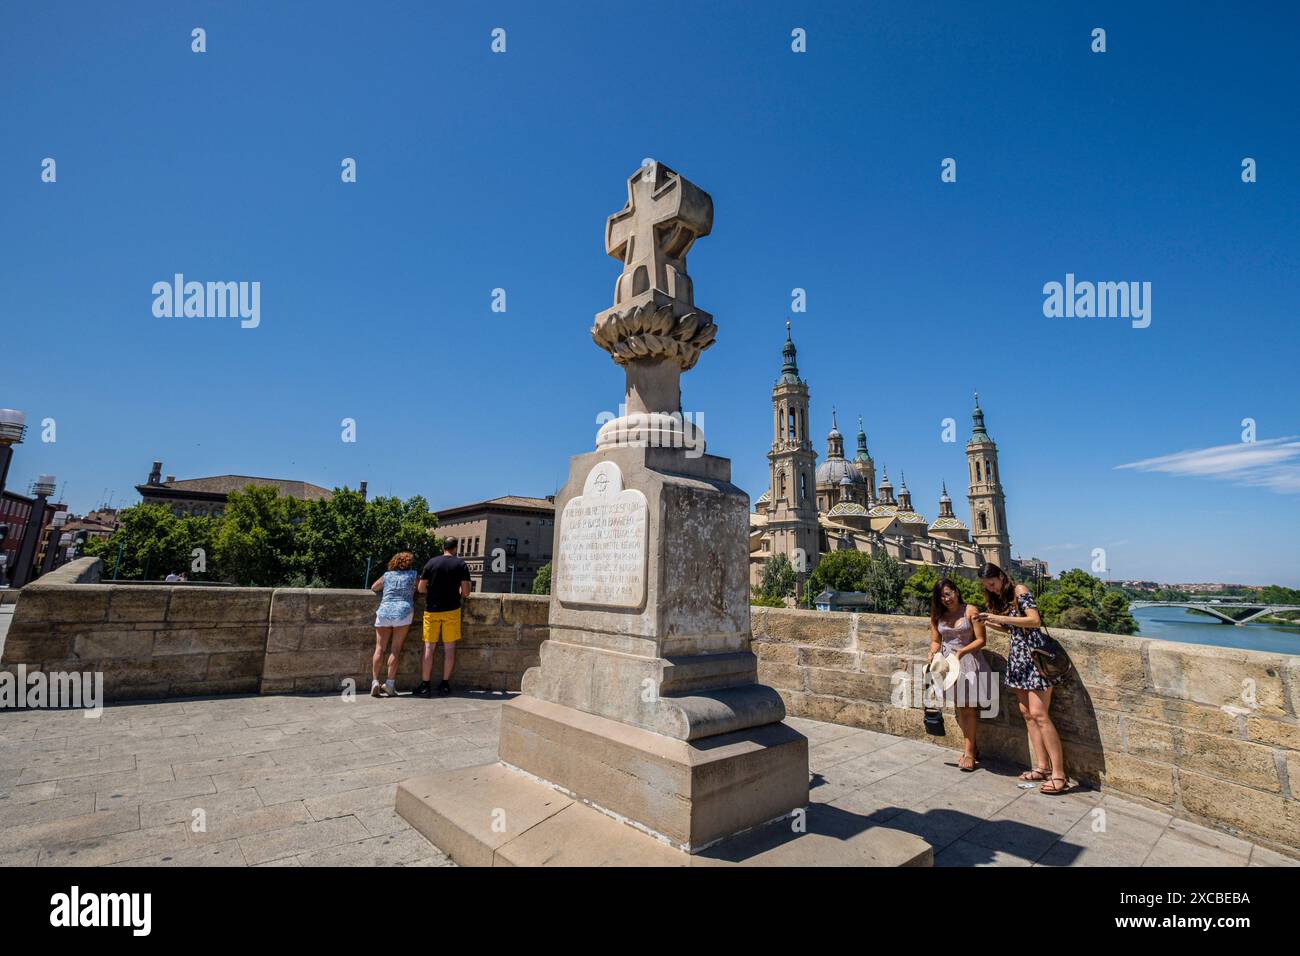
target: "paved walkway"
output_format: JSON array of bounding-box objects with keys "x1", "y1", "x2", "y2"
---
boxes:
[{"x1": 0, "y1": 692, "x2": 1294, "y2": 867}]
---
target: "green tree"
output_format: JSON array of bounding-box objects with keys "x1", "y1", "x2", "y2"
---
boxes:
[
  {"x1": 901, "y1": 566, "x2": 986, "y2": 616},
  {"x1": 750, "y1": 592, "x2": 786, "y2": 607},
  {"x1": 1037, "y1": 568, "x2": 1137, "y2": 634},
  {"x1": 804, "y1": 550, "x2": 907, "y2": 613},
  {"x1": 758, "y1": 553, "x2": 797, "y2": 601},
  {"x1": 86, "y1": 504, "x2": 217, "y2": 580},
  {"x1": 865, "y1": 554, "x2": 907, "y2": 614},
  {"x1": 532, "y1": 562, "x2": 552, "y2": 595},
  {"x1": 1057, "y1": 606, "x2": 1098, "y2": 631},
  {"x1": 297, "y1": 488, "x2": 438, "y2": 588},
  {"x1": 1097, "y1": 589, "x2": 1137, "y2": 634},
  {"x1": 1260, "y1": 585, "x2": 1300, "y2": 605},
  {"x1": 212, "y1": 485, "x2": 307, "y2": 587},
  {"x1": 805, "y1": 549, "x2": 873, "y2": 603}
]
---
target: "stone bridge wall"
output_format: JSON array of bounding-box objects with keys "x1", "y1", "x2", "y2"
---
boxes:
[
  {"x1": 1, "y1": 558, "x2": 546, "y2": 700},
  {"x1": 751, "y1": 605, "x2": 1300, "y2": 854}
]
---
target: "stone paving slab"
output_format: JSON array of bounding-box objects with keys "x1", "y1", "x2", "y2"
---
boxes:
[{"x1": 0, "y1": 690, "x2": 1294, "y2": 867}]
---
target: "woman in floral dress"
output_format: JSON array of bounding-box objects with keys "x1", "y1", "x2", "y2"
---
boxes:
[{"x1": 976, "y1": 563, "x2": 1070, "y2": 794}]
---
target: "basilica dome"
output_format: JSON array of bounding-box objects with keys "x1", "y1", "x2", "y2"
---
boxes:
[{"x1": 816, "y1": 458, "x2": 866, "y2": 486}]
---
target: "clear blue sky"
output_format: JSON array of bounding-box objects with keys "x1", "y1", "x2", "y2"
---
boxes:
[{"x1": 3, "y1": 2, "x2": 1297, "y2": 586}]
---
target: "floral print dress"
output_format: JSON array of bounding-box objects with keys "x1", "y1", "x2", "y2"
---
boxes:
[
  {"x1": 1003, "y1": 590, "x2": 1058, "y2": 691},
  {"x1": 375, "y1": 569, "x2": 418, "y2": 627}
]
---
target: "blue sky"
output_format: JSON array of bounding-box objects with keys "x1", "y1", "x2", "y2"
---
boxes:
[{"x1": 2, "y1": 2, "x2": 1297, "y2": 586}]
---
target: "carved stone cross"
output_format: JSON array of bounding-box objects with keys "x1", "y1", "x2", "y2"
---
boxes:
[
  {"x1": 591, "y1": 162, "x2": 718, "y2": 381},
  {"x1": 590, "y1": 162, "x2": 718, "y2": 453},
  {"x1": 605, "y1": 161, "x2": 712, "y2": 313}
]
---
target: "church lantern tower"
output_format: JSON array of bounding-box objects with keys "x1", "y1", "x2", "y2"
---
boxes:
[
  {"x1": 966, "y1": 393, "x2": 1012, "y2": 569},
  {"x1": 853, "y1": 416, "x2": 876, "y2": 503},
  {"x1": 877, "y1": 466, "x2": 896, "y2": 507},
  {"x1": 897, "y1": 472, "x2": 913, "y2": 513},
  {"x1": 766, "y1": 322, "x2": 820, "y2": 587}
]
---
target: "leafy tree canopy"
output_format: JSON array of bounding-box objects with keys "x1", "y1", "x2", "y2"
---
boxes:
[
  {"x1": 758, "y1": 553, "x2": 797, "y2": 601},
  {"x1": 532, "y1": 562, "x2": 552, "y2": 595}
]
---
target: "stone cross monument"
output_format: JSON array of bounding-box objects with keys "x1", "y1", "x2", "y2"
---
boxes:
[
  {"x1": 397, "y1": 161, "x2": 814, "y2": 863},
  {"x1": 495, "y1": 161, "x2": 809, "y2": 851}
]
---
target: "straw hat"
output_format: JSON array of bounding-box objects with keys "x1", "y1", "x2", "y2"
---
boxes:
[{"x1": 928, "y1": 651, "x2": 962, "y2": 691}]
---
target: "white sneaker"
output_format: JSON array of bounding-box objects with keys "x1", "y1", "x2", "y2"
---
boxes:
[
  {"x1": 381, "y1": 682, "x2": 398, "y2": 697},
  {"x1": 370, "y1": 681, "x2": 383, "y2": 698}
]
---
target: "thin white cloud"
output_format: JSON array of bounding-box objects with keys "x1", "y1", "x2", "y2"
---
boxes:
[{"x1": 1116, "y1": 437, "x2": 1300, "y2": 494}]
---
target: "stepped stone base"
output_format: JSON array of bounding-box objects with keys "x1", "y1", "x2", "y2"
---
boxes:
[
  {"x1": 396, "y1": 761, "x2": 933, "y2": 867},
  {"x1": 498, "y1": 694, "x2": 807, "y2": 850}
]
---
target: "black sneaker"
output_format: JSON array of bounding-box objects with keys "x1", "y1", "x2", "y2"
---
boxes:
[
  {"x1": 437, "y1": 680, "x2": 451, "y2": 696},
  {"x1": 413, "y1": 681, "x2": 432, "y2": 698}
]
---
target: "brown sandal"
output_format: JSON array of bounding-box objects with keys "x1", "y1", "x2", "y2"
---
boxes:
[
  {"x1": 1018, "y1": 767, "x2": 1050, "y2": 781},
  {"x1": 958, "y1": 754, "x2": 977, "y2": 772},
  {"x1": 1039, "y1": 776, "x2": 1071, "y2": 795}
]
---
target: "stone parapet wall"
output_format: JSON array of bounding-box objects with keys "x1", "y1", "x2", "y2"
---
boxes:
[
  {"x1": 262, "y1": 586, "x2": 546, "y2": 694},
  {"x1": 1, "y1": 558, "x2": 546, "y2": 701},
  {"x1": 751, "y1": 606, "x2": 1300, "y2": 853}
]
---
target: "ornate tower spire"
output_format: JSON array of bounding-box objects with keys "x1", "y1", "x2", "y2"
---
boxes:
[
  {"x1": 780, "y1": 319, "x2": 800, "y2": 383},
  {"x1": 938, "y1": 481, "x2": 955, "y2": 518},
  {"x1": 852, "y1": 414, "x2": 875, "y2": 503},
  {"x1": 826, "y1": 409, "x2": 845, "y2": 459},
  {"x1": 878, "y1": 465, "x2": 895, "y2": 506},
  {"x1": 898, "y1": 471, "x2": 912, "y2": 512},
  {"x1": 969, "y1": 391, "x2": 990, "y2": 445}
]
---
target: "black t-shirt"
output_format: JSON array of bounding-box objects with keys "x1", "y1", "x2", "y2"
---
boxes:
[{"x1": 421, "y1": 555, "x2": 471, "y2": 612}]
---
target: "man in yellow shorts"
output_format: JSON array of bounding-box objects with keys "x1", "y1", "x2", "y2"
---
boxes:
[{"x1": 414, "y1": 536, "x2": 472, "y2": 697}]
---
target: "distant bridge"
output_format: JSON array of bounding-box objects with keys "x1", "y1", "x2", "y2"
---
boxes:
[{"x1": 1129, "y1": 601, "x2": 1300, "y2": 626}]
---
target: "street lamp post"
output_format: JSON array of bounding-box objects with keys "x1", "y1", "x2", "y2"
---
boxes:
[
  {"x1": 12, "y1": 474, "x2": 55, "y2": 588},
  {"x1": 0, "y1": 409, "x2": 26, "y2": 499},
  {"x1": 40, "y1": 510, "x2": 69, "y2": 575},
  {"x1": 506, "y1": 541, "x2": 517, "y2": 594}
]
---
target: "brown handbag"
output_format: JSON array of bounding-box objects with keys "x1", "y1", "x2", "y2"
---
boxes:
[{"x1": 1030, "y1": 629, "x2": 1074, "y2": 683}]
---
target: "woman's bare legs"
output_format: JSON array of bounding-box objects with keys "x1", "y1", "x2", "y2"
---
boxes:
[
  {"x1": 956, "y1": 705, "x2": 979, "y2": 768},
  {"x1": 1015, "y1": 688, "x2": 1050, "y2": 779},
  {"x1": 1026, "y1": 687, "x2": 1066, "y2": 790},
  {"x1": 372, "y1": 627, "x2": 392, "y2": 682},
  {"x1": 385, "y1": 625, "x2": 410, "y2": 682}
]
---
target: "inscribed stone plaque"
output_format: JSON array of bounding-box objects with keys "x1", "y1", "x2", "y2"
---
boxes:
[{"x1": 556, "y1": 461, "x2": 648, "y2": 608}]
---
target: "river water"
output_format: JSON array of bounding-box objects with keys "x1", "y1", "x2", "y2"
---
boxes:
[{"x1": 1131, "y1": 606, "x2": 1300, "y2": 656}]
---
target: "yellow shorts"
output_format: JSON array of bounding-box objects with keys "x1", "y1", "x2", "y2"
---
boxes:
[{"x1": 422, "y1": 609, "x2": 462, "y2": 644}]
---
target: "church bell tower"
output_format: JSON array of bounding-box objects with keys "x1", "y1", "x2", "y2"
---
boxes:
[
  {"x1": 766, "y1": 322, "x2": 820, "y2": 588},
  {"x1": 966, "y1": 393, "x2": 1012, "y2": 570}
]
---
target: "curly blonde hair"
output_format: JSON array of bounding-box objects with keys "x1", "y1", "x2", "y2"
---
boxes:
[{"x1": 388, "y1": 551, "x2": 415, "y2": 572}]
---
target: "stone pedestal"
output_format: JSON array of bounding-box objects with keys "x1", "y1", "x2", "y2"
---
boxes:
[{"x1": 497, "y1": 442, "x2": 808, "y2": 851}]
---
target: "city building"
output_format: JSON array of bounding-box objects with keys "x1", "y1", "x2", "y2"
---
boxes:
[
  {"x1": 1, "y1": 489, "x2": 67, "y2": 585},
  {"x1": 433, "y1": 495, "x2": 556, "y2": 594},
  {"x1": 135, "y1": 460, "x2": 335, "y2": 518},
  {"x1": 751, "y1": 323, "x2": 1019, "y2": 593}
]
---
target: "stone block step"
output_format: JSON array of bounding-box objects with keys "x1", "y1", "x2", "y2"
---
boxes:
[{"x1": 396, "y1": 761, "x2": 932, "y2": 867}]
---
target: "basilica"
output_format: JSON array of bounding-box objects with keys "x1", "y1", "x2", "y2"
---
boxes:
[{"x1": 750, "y1": 323, "x2": 1015, "y2": 592}]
